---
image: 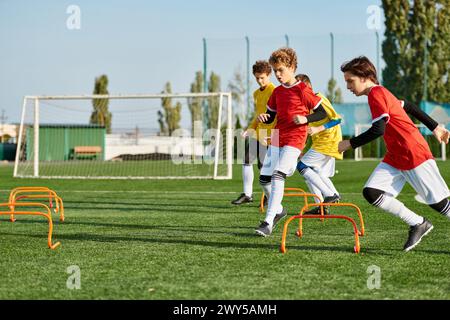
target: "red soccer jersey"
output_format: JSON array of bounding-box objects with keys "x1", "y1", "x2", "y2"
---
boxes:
[
  {"x1": 267, "y1": 81, "x2": 322, "y2": 150},
  {"x1": 368, "y1": 85, "x2": 433, "y2": 170}
]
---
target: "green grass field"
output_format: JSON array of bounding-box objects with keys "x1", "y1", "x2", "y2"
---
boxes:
[{"x1": 0, "y1": 160, "x2": 449, "y2": 300}]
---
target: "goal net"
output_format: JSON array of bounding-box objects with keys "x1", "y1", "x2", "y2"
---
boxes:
[
  {"x1": 354, "y1": 123, "x2": 447, "y2": 161},
  {"x1": 14, "y1": 93, "x2": 233, "y2": 179}
]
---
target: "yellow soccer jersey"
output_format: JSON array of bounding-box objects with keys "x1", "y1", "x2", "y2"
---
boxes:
[
  {"x1": 308, "y1": 93, "x2": 343, "y2": 159},
  {"x1": 248, "y1": 83, "x2": 276, "y2": 145}
]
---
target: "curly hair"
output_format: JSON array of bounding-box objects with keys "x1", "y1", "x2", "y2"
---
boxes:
[
  {"x1": 340, "y1": 56, "x2": 379, "y2": 84},
  {"x1": 252, "y1": 60, "x2": 272, "y2": 75},
  {"x1": 269, "y1": 47, "x2": 298, "y2": 70}
]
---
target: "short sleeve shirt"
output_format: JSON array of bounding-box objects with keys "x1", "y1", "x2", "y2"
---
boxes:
[
  {"x1": 368, "y1": 86, "x2": 433, "y2": 170},
  {"x1": 267, "y1": 81, "x2": 322, "y2": 150}
]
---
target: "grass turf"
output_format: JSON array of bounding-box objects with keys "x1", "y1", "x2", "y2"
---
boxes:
[{"x1": 0, "y1": 160, "x2": 449, "y2": 299}]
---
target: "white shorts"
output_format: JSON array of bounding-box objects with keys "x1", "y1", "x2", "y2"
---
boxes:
[
  {"x1": 260, "y1": 145, "x2": 301, "y2": 177},
  {"x1": 300, "y1": 148, "x2": 336, "y2": 178},
  {"x1": 364, "y1": 160, "x2": 450, "y2": 204}
]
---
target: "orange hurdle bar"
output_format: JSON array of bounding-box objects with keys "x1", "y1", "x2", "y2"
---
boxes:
[
  {"x1": 0, "y1": 202, "x2": 61, "y2": 249},
  {"x1": 260, "y1": 188, "x2": 310, "y2": 213},
  {"x1": 8, "y1": 187, "x2": 64, "y2": 223},
  {"x1": 280, "y1": 202, "x2": 365, "y2": 254},
  {"x1": 283, "y1": 192, "x2": 325, "y2": 224}
]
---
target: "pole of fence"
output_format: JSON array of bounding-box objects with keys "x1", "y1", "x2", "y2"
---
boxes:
[
  {"x1": 203, "y1": 38, "x2": 208, "y2": 93},
  {"x1": 375, "y1": 31, "x2": 382, "y2": 158},
  {"x1": 423, "y1": 36, "x2": 428, "y2": 101},
  {"x1": 245, "y1": 36, "x2": 250, "y2": 120},
  {"x1": 202, "y1": 38, "x2": 208, "y2": 130},
  {"x1": 330, "y1": 32, "x2": 334, "y2": 82},
  {"x1": 285, "y1": 34, "x2": 289, "y2": 47},
  {"x1": 376, "y1": 31, "x2": 381, "y2": 83}
]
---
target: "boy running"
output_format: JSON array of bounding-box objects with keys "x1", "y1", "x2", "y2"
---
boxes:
[
  {"x1": 295, "y1": 74, "x2": 342, "y2": 214},
  {"x1": 339, "y1": 56, "x2": 450, "y2": 251},
  {"x1": 232, "y1": 61, "x2": 276, "y2": 205},
  {"x1": 255, "y1": 47, "x2": 329, "y2": 237}
]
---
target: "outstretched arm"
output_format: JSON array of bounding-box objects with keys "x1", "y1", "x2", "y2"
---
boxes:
[
  {"x1": 293, "y1": 104, "x2": 327, "y2": 125},
  {"x1": 403, "y1": 100, "x2": 437, "y2": 131},
  {"x1": 308, "y1": 118, "x2": 341, "y2": 135},
  {"x1": 338, "y1": 118, "x2": 386, "y2": 153},
  {"x1": 403, "y1": 100, "x2": 449, "y2": 144}
]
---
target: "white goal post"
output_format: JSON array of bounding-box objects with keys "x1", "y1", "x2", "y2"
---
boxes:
[
  {"x1": 14, "y1": 92, "x2": 233, "y2": 180},
  {"x1": 354, "y1": 123, "x2": 447, "y2": 161}
]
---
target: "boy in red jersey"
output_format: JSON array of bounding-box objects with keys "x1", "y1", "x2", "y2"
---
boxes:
[
  {"x1": 255, "y1": 48, "x2": 330, "y2": 237},
  {"x1": 339, "y1": 56, "x2": 450, "y2": 252}
]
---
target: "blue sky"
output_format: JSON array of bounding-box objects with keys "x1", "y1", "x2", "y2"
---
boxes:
[{"x1": 0, "y1": 0, "x2": 384, "y2": 123}]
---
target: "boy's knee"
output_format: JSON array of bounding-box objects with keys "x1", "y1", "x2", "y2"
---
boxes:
[
  {"x1": 363, "y1": 187, "x2": 385, "y2": 206},
  {"x1": 296, "y1": 161, "x2": 308, "y2": 175},
  {"x1": 259, "y1": 175, "x2": 271, "y2": 186},
  {"x1": 272, "y1": 170, "x2": 286, "y2": 181}
]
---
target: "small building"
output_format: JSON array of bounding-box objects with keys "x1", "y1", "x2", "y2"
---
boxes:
[
  {"x1": 0, "y1": 124, "x2": 18, "y2": 161},
  {"x1": 26, "y1": 125, "x2": 106, "y2": 161}
]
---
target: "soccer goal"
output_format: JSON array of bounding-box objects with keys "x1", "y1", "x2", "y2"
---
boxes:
[
  {"x1": 14, "y1": 93, "x2": 233, "y2": 180},
  {"x1": 354, "y1": 123, "x2": 447, "y2": 161}
]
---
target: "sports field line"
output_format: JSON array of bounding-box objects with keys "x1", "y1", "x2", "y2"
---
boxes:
[{"x1": 0, "y1": 189, "x2": 418, "y2": 195}]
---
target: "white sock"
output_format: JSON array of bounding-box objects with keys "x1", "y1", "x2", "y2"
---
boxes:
[
  {"x1": 242, "y1": 165, "x2": 254, "y2": 197},
  {"x1": 305, "y1": 180, "x2": 323, "y2": 203},
  {"x1": 378, "y1": 195, "x2": 424, "y2": 226},
  {"x1": 318, "y1": 173, "x2": 339, "y2": 197},
  {"x1": 301, "y1": 168, "x2": 335, "y2": 198},
  {"x1": 261, "y1": 186, "x2": 271, "y2": 201},
  {"x1": 265, "y1": 176, "x2": 284, "y2": 227}
]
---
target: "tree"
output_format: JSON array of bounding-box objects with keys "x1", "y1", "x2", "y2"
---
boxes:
[
  {"x1": 382, "y1": 0, "x2": 450, "y2": 104},
  {"x1": 188, "y1": 71, "x2": 204, "y2": 133},
  {"x1": 207, "y1": 72, "x2": 221, "y2": 129},
  {"x1": 427, "y1": 0, "x2": 450, "y2": 102},
  {"x1": 160, "y1": 82, "x2": 181, "y2": 135},
  {"x1": 325, "y1": 78, "x2": 343, "y2": 103},
  {"x1": 90, "y1": 75, "x2": 112, "y2": 133},
  {"x1": 381, "y1": 0, "x2": 410, "y2": 99},
  {"x1": 227, "y1": 66, "x2": 247, "y2": 126}
]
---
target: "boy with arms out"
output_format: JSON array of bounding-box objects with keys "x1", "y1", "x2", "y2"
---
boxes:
[
  {"x1": 255, "y1": 48, "x2": 329, "y2": 237},
  {"x1": 339, "y1": 56, "x2": 450, "y2": 251},
  {"x1": 232, "y1": 61, "x2": 276, "y2": 205},
  {"x1": 295, "y1": 74, "x2": 342, "y2": 214}
]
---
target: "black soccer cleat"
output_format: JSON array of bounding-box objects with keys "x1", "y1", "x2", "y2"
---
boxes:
[
  {"x1": 255, "y1": 221, "x2": 272, "y2": 237},
  {"x1": 231, "y1": 193, "x2": 253, "y2": 205},
  {"x1": 403, "y1": 218, "x2": 434, "y2": 252},
  {"x1": 316, "y1": 194, "x2": 340, "y2": 215},
  {"x1": 304, "y1": 206, "x2": 329, "y2": 215},
  {"x1": 323, "y1": 193, "x2": 341, "y2": 203},
  {"x1": 272, "y1": 208, "x2": 287, "y2": 227}
]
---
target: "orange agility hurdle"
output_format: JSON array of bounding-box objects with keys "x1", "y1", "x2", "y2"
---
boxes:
[
  {"x1": 280, "y1": 202, "x2": 365, "y2": 254},
  {"x1": 8, "y1": 187, "x2": 64, "y2": 223},
  {"x1": 0, "y1": 202, "x2": 61, "y2": 249},
  {"x1": 260, "y1": 188, "x2": 311, "y2": 213}
]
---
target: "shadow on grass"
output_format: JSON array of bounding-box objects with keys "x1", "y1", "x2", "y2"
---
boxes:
[
  {"x1": 60, "y1": 203, "x2": 256, "y2": 214},
  {"x1": 2, "y1": 230, "x2": 370, "y2": 254},
  {"x1": 0, "y1": 206, "x2": 250, "y2": 216},
  {"x1": 2, "y1": 218, "x2": 255, "y2": 232},
  {"x1": 0, "y1": 219, "x2": 394, "y2": 255}
]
